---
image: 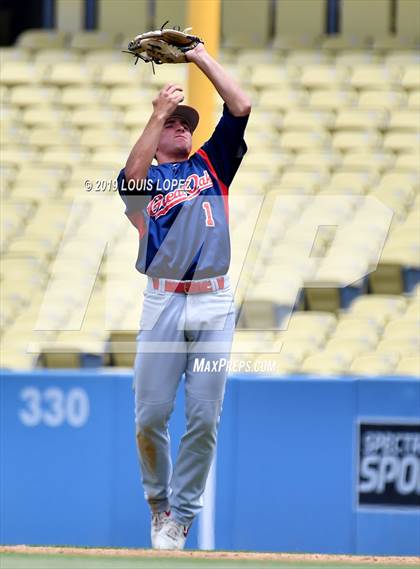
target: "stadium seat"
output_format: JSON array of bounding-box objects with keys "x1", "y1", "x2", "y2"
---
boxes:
[
  {"x1": 372, "y1": 35, "x2": 416, "y2": 50},
  {"x1": 300, "y1": 64, "x2": 348, "y2": 90},
  {"x1": 282, "y1": 311, "x2": 337, "y2": 335},
  {"x1": 358, "y1": 90, "x2": 407, "y2": 110},
  {"x1": 407, "y1": 90, "x2": 420, "y2": 109},
  {"x1": 332, "y1": 318, "x2": 381, "y2": 344},
  {"x1": 385, "y1": 50, "x2": 419, "y2": 68},
  {"x1": 11, "y1": 181, "x2": 60, "y2": 201},
  {"x1": 376, "y1": 338, "x2": 419, "y2": 358},
  {"x1": 294, "y1": 152, "x2": 341, "y2": 169},
  {"x1": 22, "y1": 106, "x2": 68, "y2": 127},
  {"x1": 1, "y1": 61, "x2": 45, "y2": 85},
  {"x1": 301, "y1": 351, "x2": 352, "y2": 375},
  {"x1": 394, "y1": 356, "x2": 420, "y2": 377},
  {"x1": 6, "y1": 237, "x2": 54, "y2": 266},
  {"x1": 350, "y1": 352, "x2": 399, "y2": 375},
  {"x1": 388, "y1": 110, "x2": 420, "y2": 131},
  {"x1": 0, "y1": 104, "x2": 19, "y2": 124},
  {"x1": 149, "y1": 65, "x2": 188, "y2": 88},
  {"x1": 332, "y1": 131, "x2": 381, "y2": 151},
  {"x1": 108, "y1": 86, "x2": 154, "y2": 108},
  {"x1": 241, "y1": 151, "x2": 291, "y2": 173},
  {"x1": 70, "y1": 31, "x2": 118, "y2": 51},
  {"x1": 1, "y1": 124, "x2": 26, "y2": 147},
  {"x1": 251, "y1": 66, "x2": 291, "y2": 89},
  {"x1": 383, "y1": 318, "x2": 419, "y2": 342},
  {"x1": 280, "y1": 130, "x2": 330, "y2": 151},
  {"x1": 308, "y1": 89, "x2": 357, "y2": 110},
  {"x1": 282, "y1": 109, "x2": 334, "y2": 130},
  {"x1": 327, "y1": 169, "x2": 377, "y2": 192},
  {"x1": 383, "y1": 132, "x2": 420, "y2": 152},
  {"x1": 0, "y1": 349, "x2": 40, "y2": 371},
  {"x1": 28, "y1": 127, "x2": 80, "y2": 148},
  {"x1": 285, "y1": 50, "x2": 330, "y2": 68},
  {"x1": 98, "y1": 62, "x2": 147, "y2": 87},
  {"x1": 0, "y1": 85, "x2": 8, "y2": 105},
  {"x1": 325, "y1": 338, "x2": 375, "y2": 358},
  {"x1": 341, "y1": 151, "x2": 395, "y2": 172},
  {"x1": 278, "y1": 169, "x2": 328, "y2": 192},
  {"x1": 259, "y1": 89, "x2": 308, "y2": 111},
  {"x1": 46, "y1": 63, "x2": 95, "y2": 86},
  {"x1": 334, "y1": 109, "x2": 387, "y2": 130},
  {"x1": 34, "y1": 49, "x2": 80, "y2": 64},
  {"x1": 17, "y1": 29, "x2": 67, "y2": 49},
  {"x1": 84, "y1": 49, "x2": 126, "y2": 69},
  {"x1": 0, "y1": 47, "x2": 30, "y2": 62},
  {"x1": 79, "y1": 128, "x2": 128, "y2": 149},
  {"x1": 350, "y1": 65, "x2": 400, "y2": 90},
  {"x1": 71, "y1": 107, "x2": 122, "y2": 127},
  {"x1": 404, "y1": 300, "x2": 420, "y2": 319},
  {"x1": 394, "y1": 153, "x2": 420, "y2": 171},
  {"x1": 348, "y1": 295, "x2": 406, "y2": 324},
  {"x1": 40, "y1": 147, "x2": 89, "y2": 166},
  {"x1": 89, "y1": 148, "x2": 128, "y2": 168},
  {"x1": 60, "y1": 86, "x2": 107, "y2": 107},
  {"x1": 237, "y1": 49, "x2": 281, "y2": 66},
  {"x1": 9, "y1": 85, "x2": 59, "y2": 106},
  {"x1": 246, "y1": 110, "x2": 282, "y2": 133},
  {"x1": 335, "y1": 50, "x2": 378, "y2": 67},
  {"x1": 381, "y1": 185, "x2": 417, "y2": 222},
  {"x1": 2, "y1": 145, "x2": 41, "y2": 164},
  {"x1": 401, "y1": 66, "x2": 420, "y2": 90}
]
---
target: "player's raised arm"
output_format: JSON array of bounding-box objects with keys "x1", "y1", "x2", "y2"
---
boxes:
[
  {"x1": 186, "y1": 44, "x2": 251, "y2": 117},
  {"x1": 125, "y1": 84, "x2": 184, "y2": 182}
]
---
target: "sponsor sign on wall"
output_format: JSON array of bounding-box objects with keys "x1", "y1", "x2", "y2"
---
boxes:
[{"x1": 357, "y1": 421, "x2": 420, "y2": 509}]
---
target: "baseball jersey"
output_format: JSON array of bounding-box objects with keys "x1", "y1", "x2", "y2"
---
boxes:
[{"x1": 117, "y1": 104, "x2": 249, "y2": 281}]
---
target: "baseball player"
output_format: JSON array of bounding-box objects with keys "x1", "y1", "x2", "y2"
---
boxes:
[{"x1": 117, "y1": 41, "x2": 251, "y2": 550}]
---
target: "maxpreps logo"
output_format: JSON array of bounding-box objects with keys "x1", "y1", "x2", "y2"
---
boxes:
[
  {"x1": 147, "y1": 170, "x2": 213, "y2": 219},
  {"x1": 357, "y1": 421, "x2": 420, "y2": 509}
]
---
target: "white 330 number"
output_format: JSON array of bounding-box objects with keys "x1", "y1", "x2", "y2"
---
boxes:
[{"x1": 18, "y1": 386, "x2": 90, "y2": 428}]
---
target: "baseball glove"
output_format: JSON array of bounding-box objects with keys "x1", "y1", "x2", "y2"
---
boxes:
[{"x1": 124, "y1": 22, "x2": 203, "y2": 68}]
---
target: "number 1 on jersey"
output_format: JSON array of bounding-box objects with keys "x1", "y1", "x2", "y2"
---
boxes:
[{"x1": 202, "y1": 201, "x2": 215, "y2": 227}]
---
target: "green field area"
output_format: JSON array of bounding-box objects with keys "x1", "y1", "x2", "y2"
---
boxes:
[{"x1": 0, "y1": 552, "x2": 413, "y2": 569}]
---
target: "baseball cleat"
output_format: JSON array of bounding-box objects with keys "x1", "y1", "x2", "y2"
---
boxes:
[
  {"x1": 151, "y1": 510, "x2": 170, "y2": 548},
  {"x1": 154, "y1": 517, "x2": 189, "y2": 550}
]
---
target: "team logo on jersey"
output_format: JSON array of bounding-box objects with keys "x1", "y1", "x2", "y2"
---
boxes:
[{"x1": 147, "y1": 170, "x2": 213, "y2": 219}]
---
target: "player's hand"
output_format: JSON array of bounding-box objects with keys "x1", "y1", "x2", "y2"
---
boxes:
[
  {"x1": 185, "y1": 42, "x2": 206, "y2": 63},
  {"x1": 153, "y1": 84, "x2": 184, "y2": 120}
]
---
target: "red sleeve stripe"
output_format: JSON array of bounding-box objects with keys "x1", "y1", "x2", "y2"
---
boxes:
[{"x1": 196, "y1": 148, "x2": 229, "y2": 222}]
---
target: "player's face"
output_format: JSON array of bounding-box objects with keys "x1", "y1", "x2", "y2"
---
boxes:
[{"x1": 157, "y1": 117, "x2": 192, "y2": 160}]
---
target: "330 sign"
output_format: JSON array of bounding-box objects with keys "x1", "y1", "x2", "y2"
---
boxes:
[{"x1": 18, "y1": 386, "x2": 90, "y2": 428}]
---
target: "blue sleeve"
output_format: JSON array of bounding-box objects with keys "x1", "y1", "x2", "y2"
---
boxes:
[
  {"x1": 117, "y1": 168, "x2": 155, "y2": 214},
  {"x1": 199, "y1": 103, "x2": 249, "y2": 187}
]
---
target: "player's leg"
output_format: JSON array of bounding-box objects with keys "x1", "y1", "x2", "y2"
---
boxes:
[
  {"x1": 168, "y1": 286, "x2": 235, "y2": 528},
  {"x1": 134, "y1": 288, "x2": 187, "y2": 516}
]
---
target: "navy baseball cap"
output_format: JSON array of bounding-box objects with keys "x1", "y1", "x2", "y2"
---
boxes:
[{"x1": 168, "y1": 105, "x2": 200, "y2": 133}]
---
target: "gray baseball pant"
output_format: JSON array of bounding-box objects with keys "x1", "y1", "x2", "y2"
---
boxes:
[{"x1": 133, "y1": 276, "x2": 235, "y2": 526}]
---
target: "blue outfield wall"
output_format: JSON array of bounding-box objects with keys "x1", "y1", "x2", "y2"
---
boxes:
[{"x1": 0, "y1": 371, "x2": 419, "y2": 555}]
